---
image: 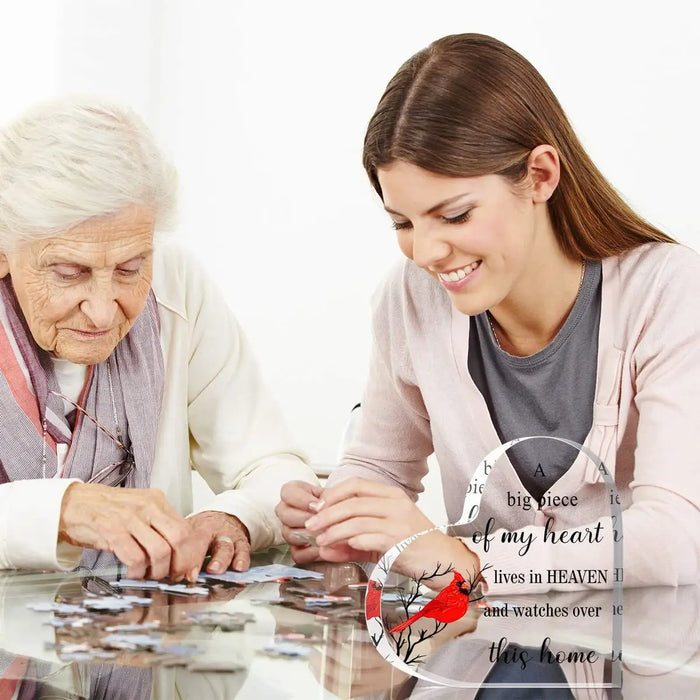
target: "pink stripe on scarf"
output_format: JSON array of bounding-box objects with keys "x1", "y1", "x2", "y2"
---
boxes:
[
  {"x1": 0, "y1": 322, "x2": 42, "y2": 436},
  {"x1": 0, "y1": 657, "x2": 28, "y2": 700}
]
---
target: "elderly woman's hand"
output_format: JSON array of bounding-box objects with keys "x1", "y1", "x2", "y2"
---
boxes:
[
  {"x1": 59, "y1": 483, "x2": 205, "y2": 582},
  {"x1": 59, "y1": 485, "x2": 253, "y2": 581},
  {"x1": 187, "y1": 510, "x2": 251, "y2": 574}
]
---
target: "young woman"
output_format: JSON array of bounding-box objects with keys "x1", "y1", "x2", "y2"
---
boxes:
[{"x1": 276, "y1": 33, "x2": 700, "y2": 595}]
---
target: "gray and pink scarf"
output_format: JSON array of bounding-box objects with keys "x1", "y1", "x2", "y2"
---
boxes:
[{"x1": 0, "y1": 276, "x2": 164, "y2": 570}]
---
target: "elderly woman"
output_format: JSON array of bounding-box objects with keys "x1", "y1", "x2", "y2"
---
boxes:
[{"x1": 0, "y1": 96, "x2": 316, "y2": 581}]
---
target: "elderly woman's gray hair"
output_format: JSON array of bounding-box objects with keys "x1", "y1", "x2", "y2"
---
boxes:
[{"x1": 0, "y1": 95, "x2": 177, "y2": 250}]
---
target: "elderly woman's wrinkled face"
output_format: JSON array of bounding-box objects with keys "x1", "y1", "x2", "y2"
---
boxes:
[{"x1": 0, "y1": 206, "x2": 155, "y2": 365}]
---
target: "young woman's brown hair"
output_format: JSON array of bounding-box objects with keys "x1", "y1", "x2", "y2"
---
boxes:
[{"x1": 363, "y1": 33, "x2": 675, "y2": 259}]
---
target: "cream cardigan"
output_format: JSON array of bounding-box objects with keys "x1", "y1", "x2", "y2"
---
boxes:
[
  {"x1": 0, "y1": 242, "x2": 317, "y2": 570},
  {"x1": 333, "y1": 242, "x2": 700, "y2": 594}
]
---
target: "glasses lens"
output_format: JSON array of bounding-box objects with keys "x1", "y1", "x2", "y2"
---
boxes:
[
  {"x1": 88, "y1": 459, "x2": 135, "y2": 487},
  {"x1": 82, "y1": 574, "x2": 121, "y2": 597},
  {"x1": 112, "y1": 459, "x2": 135, "y2": 486}
]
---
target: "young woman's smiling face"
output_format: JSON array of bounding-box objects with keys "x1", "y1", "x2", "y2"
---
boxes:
[{"x1": 377, "y1": 160, "x2": 539, "y2": 316}]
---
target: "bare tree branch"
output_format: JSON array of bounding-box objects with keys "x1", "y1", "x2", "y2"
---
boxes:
[
  {"x1": 402, "y1": 619, "x2": 448, "y2": 665},
  {"x1": 394, "y1": 561, "x2": 456, "y2": 624},
  {"x1": 464, "y1": 563, "x2": 493, "y2": 602}
]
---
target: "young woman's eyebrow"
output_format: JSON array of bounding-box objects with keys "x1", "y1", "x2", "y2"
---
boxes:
[{"x1": 384, "y1": 192, "x2": 474, "y2": 218}]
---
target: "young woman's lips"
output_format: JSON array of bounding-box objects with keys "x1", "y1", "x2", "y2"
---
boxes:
[{"x1": 437, "y1": 261, "x2": 481, "y2": 291}]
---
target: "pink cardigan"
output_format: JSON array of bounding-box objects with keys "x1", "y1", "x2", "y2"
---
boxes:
[{"x1": 331, "y1": 242, "x2": 700, "y2": 594}]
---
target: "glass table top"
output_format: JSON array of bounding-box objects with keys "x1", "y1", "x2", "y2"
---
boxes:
[{"x1": 0, "y1": 547, "x2": 697, "y2": 699}]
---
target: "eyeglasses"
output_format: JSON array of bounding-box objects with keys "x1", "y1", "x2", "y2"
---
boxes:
[
  {"x1": 77, "y1": 565, "x2": 123, "y2": 597},
  {"x1": 45, "y1": 386, "x2": 135, "y2": 487}
]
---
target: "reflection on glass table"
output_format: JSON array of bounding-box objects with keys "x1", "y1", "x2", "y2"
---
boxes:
[{"x1": 0, "y1": 548, "x2": 698, "y2": 699}]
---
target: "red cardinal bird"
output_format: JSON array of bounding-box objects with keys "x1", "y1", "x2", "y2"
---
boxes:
[{"x1": 389, "y1": 571, "x2": 474, "y2": 633}]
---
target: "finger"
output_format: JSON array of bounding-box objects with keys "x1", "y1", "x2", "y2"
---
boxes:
[
  {"x1": 125, "y1": 518, "x2": 174, "y2": 580},
  {"x1": 109, "y1": 533, "x2": 150, "y2": 580},
  {"x1": 282, "y1": 525, "x2": 318, "y2": 547},
  {"x1": 142, "y1": 497, "x2": 202, "y2": 579},
  {"x1": 108, "y1": 526, "x2": 165, "y2": 580},
  {"x1": 206, "y1": 535, "x2": 236, "y2": 574},
  {"x1": 282, "y1": 524, "x2": 302, "y2": 546},
  {"x1": 206, "y1": 529, "x2": 251, "y2": 573},
  {"x1": 290, "y1": 544, "x2": 321, "y2": 565},
  {"x1": 104, "y1": 515, "x2": 172, "y2": 580},
  {"x1": 231, "y1": 537, "x2": 251, "y2": 571},
  {"x1": 179, "y1": 543, "x2": 211, "y2": 583},
  {"x1": 144, "y1": 500, "x2": 193, "y2": 554},
  {"x1": 276, "y1": 502, "x2": 316, "y2": 528},
  {"x1": 318, "y1": 542, "x2": 370, "y2": 563},
  {"x1": 168, "y1": 523, "x2": 208, "y2": 582},
  {"x1": 315, "y1": 516, "x2": 387, "y2": 548},
  {"x1": 305, "y1": 496, "x2": 397, "y2": 532},
  {"x1": 279, "y1": 481, "x2": 324, "y2": 510},
  {"x1": 320, "y1": 477, "x2": 404, "y2": 508}
]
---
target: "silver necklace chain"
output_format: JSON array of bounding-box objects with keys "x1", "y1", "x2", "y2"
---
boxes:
[
  {"x1": 487, "y1": 259, "x2": 586, "y2": 351},
  {"x1": 106, "y1": 363, "x2": 121, "y2": 440}
]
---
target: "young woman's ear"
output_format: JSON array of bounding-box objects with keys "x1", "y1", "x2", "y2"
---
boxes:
[
  {"x1": 0, "y1": 254, "x2": 9, "y2": 279},
  {"x1": 526, "y1": 144, "x2": 561, "y2": 203}
]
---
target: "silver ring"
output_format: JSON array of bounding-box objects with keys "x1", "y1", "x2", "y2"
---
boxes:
[{"x1": 215, "y1": 535, "x2": 234, "y2": 546}]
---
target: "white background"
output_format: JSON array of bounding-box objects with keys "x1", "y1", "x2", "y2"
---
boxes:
[{"x1": 1, "y1": 1, "x2": 699, "y2": 480}]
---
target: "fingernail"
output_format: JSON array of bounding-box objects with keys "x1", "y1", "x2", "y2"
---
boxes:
[
  {"x1": 305, "y1": 516, "x2": 319, "y2": 529},
  {"x1": 308, "y1": 500, "x2": 325, "y2": 513},
  {"x1": 208, "y1": 561, "x2": 222, "y2": 573},
  {"x1": 189, "y1": 567, "x2": 199, "y2": 581}
]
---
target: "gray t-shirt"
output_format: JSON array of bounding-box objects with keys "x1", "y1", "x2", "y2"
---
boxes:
[{"x1": 468, "y1": 260, "x2": 602, "y2": 501}]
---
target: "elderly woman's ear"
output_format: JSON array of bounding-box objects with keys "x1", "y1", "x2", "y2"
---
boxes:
[{"x1": 0, "y1": 253, "x2": 8, "y2": 278}]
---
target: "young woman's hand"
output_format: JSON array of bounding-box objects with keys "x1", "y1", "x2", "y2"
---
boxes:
[
  {"x1": 303, "y1": 477, "x2": 479, "y2": 584},
  {"x1": 304, "y1": 477, "x2": 433, "y2": 553},
  {"x1": 276, "y1": 480, "x2": 325, "y2": 564}
]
